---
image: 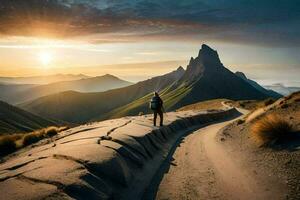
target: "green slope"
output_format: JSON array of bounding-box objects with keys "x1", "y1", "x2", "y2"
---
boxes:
[
  {"x1": 21, "y1": 67, "x2": 185, "y2": 123},
  {"x1": 97, "y1": 83, "x2": 194, "y2": 120},
  {"x1": 20, "y1": 44, "x2": 278, "y2": 124},
  {"x1": 94, "y1": 44, "x2": 277, "y2": 120},
  {"x1": 0, "y1": 101, "x2": 58, "y2": 135}
]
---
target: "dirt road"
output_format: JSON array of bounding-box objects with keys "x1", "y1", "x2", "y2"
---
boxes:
[{"x1": 145, "y1": 117, "x2": 281, "y2": 200}]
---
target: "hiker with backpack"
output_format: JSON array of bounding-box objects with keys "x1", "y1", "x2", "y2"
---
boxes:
[{"x1": 150, "y1": 91, "x2": 164, "y2": 126}]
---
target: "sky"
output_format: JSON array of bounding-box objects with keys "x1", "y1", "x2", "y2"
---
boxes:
[{"x1": 0, "y1": 0, "x2": 299, "y2": 86}]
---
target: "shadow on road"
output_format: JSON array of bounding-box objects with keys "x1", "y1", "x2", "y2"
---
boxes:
[{"x1": 142, "y1": 112, "x2": 242, "y2": 200}]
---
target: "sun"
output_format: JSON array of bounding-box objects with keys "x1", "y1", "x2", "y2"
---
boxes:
[{"x1": 38, "y1": 52, "x2": 53, "y2": 66}]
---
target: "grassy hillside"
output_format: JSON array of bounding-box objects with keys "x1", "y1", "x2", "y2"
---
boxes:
[
  {"x1": 98, "y1": 54, "x2": 273, "y2": 120},
  {"x1": 0, "y1": 101, "x2": 58, "y2": 135},
  {"x1": 95, "y1": 83, "x2": 202, "y2": 120},
  {"x1": 21, "y1": 67, "x2": 185, "y2": 123},
  {"x1": 178, "y1": 99, "x2": 229, "y2": 111},
  {"x1": 20, "y1": 45, "x2": 278, "y2": 124},
  {"x1": 0, "y1": 83, "x2": 37, "y2": 103}
]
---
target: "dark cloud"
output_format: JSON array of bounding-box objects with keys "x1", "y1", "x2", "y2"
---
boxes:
[{"x1": 0, "y1": 0, "x2": 299, "y2": 47}]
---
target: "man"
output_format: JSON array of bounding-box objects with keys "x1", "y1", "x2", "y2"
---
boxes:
[{"x1": 150, "y1": 92, "x2": 164, "y2": 126}]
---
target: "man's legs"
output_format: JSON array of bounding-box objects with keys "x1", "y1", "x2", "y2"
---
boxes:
[
  {"x1": 153, "y1": 111, "x2": 158, "y2": 126},
  {"x1": 158, "y1": 110, "x2": 163, "y2": 126}
]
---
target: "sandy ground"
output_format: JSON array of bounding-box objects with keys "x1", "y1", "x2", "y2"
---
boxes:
[
  {"x1": 0, "y1": 108, "x2": 241, "y2": 200},
  {"x1": 217, "y1": 94, "x2": 300, "y2": 200},
  {"x1": 1, "y1": 96, "x2": 298, "y2": 200},
  {"x1": 145, "y1": 108, "x2": 285, "y2": 200}
]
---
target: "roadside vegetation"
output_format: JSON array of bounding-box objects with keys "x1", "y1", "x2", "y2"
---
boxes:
[
  {"x1": 0, "y1": 126, "x2": 69, "y2": 157},
  {"x1": 251, "y1": 114, "x2": 295, "y2": 147},
  {"x1": 228, "y1": 98, "x2": 276, "y2": 111},
  {"x1": 178, "y1": 99, "x2": 228, "y2": 111}
]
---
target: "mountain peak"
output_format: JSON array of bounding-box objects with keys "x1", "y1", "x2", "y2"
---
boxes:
[
  {"x1": 200, "y1": 44, "x2": 214, "y2": 52},
  {"x1": 177, "y1": 44, "x2": 223, "y2": 83},
  {"x1": 103, "y1": 74, "x2": 116, "y2": 78},
  {"x1": 98, "y1": 74, "x2": 123, "y2": 80},
  {"x1": 177, "y1": 66, "x2": 184, "y2": 72},
  {"x1": 189, "y1": 57, "x2": 195, "y2": 65},
  {"x1": 235, "y1": 71, "x2": 247, "y2": 80},
  {"x1": 197, "y1": 44, "x2": 221, "y2": 65}
]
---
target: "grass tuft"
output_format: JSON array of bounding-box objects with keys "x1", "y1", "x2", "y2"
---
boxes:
[
  {"x1": 44, "y1": 127, "x2": 59, "y2": 137},
  {"x1": 58, "y1": 126, "x2": 69, "y2": 132},
  {"x1": 251, "y1": 114, "x2": 295, "y2": 147},
  {"x1": 0, "y1": 135, "x2": 17, "y2": 156},
  {"x1": 264, "y1": 98, "x2": 275, "y2": 106},
  {"x1": 22, "y1": 132, "x2": 44, "y2": 146},
  {"x1": 237, "y1": 119, "x2": 245, "y2": 125},
  {"x1": 0, "y1": 126, "x2": 69, "y2": 157}
]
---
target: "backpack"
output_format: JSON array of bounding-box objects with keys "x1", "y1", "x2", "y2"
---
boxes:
[{"x1": 150, "y1": 96, "x2": 161, "y2": 110}]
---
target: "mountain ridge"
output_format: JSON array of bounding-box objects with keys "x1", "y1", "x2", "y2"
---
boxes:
[
  {"x1": 0, "y1": 73, "x2": 90, "y2": 85},
  {"x1": 20, "y1": 67, "x2": 185, "y2": 123},
  {"x1": 0, "y1": 100, "x2": 58, "y2": 135},
  {"x1": 20, "y1": 44, "x2": 278, "y2": 123},
  {"x1": 0, "y1": 74, "x2": 133, "y2": 104},
  {"x1": 97, "y1": 44, "x2": 279, "y2": 120},
  {"x1": 235, "y1": 71, "x2": 282, "y2": 98}
]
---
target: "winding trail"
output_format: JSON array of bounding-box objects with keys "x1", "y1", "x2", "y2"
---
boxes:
[{"x1": 145, "y1": 106, "x2": 280, "y2": 200}]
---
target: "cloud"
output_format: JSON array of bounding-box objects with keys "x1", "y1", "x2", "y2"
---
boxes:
[{"x1": 0, "y1": 0, "x2": 299, "y2": 47}]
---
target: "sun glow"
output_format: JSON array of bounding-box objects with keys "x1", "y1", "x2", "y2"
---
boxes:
[{"x1": 38, "y1": 51, "x2": 53, "y2": 66}]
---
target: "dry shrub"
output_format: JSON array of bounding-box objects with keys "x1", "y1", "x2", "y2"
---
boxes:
[
  {"x1": 44, "y1": 127, "x2": 59, "y2": 137},
  {"x1": 0, "y1": 135, "x2": 17, "y2": 156},
  {"x1": 22, "y1": 131, "x2": 44, "y2": 146},
  {"x1": 8, "y1": 134, "x2": 23, "y2": 141},
  {"x1": 285, "y1": 96, "x2": 292, "y2": 101},
  {"x1": 58, "y1": 126, "x2": 69, "y2": 132},
  {"x1": 239, "y1": 102, "x2": 245, "y2": 107},
  {"x1": 251, "y1": 114, "x2": 294, "y2": 147},
  {"x1": 264, "y1": 98, "x2": 275, "y2": 106},
  {"x1": 237, "y1": 119, "x2": 245, "y2": 125},
  {"x1": 22, "y1": 126, "x2": 67, "y2": 146},
  {"x1": 0, "y1": 126, "x2": 68, "y2": 157}
]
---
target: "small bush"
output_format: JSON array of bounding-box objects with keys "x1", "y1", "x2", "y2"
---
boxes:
[
  {"x1": 22, "y1": 132, "x2": 44, "y2": 146},
  {"x1": 264, "y1": 98, "x2": 275, "y2": 106},
  {"x1": 8, "y1": 134, "x2": 23, "y2": 141},
  {"x1": 251, "y1": 114, "x2": 294, "y2": 147},
  {"x1": 0, "y1": 126, "x2": 68, "y2": 157},
  {"x1": 237, "y1": 119, "x2": 245, "y2": 125},
  {"x1": 44, "y1": 127, "x2": 58, "y2": 137},
  {"x1": 0, "y1": 135, "x2": 17, "y2": 156},
  {"x1": 58, "y1": 126, "x2": 69, "y2": 132},
  {"x1": 239, "y1": 102, "x2": 245, "y2": 107}
]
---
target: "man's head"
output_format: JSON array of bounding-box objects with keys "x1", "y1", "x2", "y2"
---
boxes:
[{"x1": 154, "y1": 91, "x2": 159, "y2": 97}]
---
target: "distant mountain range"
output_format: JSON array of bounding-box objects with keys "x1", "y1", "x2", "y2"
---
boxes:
[
  {"x1": 0, "y1": 74, "x2": 133, "y2": 104},
  {"x1": 0, "y1": 100, "x2": 57, "y2": 135},
  {"x1": 264, "y1": 83, "x2": 300, "y2": 96},
  {"x1": 102, "y1": 45, "x2": 282, "y2": 120},
  {"x1": 0, "y1": 74, "x2": 89, "y2": 85},
  {"x1": 20, "y1": 44, "x2": 280, "y2": 124},
  {"x1": 235, "y1": 71, "x2": 282, "y2": 99},
  {"x1": 20, "y1": 67, "x2": 185, "y2": 123}
]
